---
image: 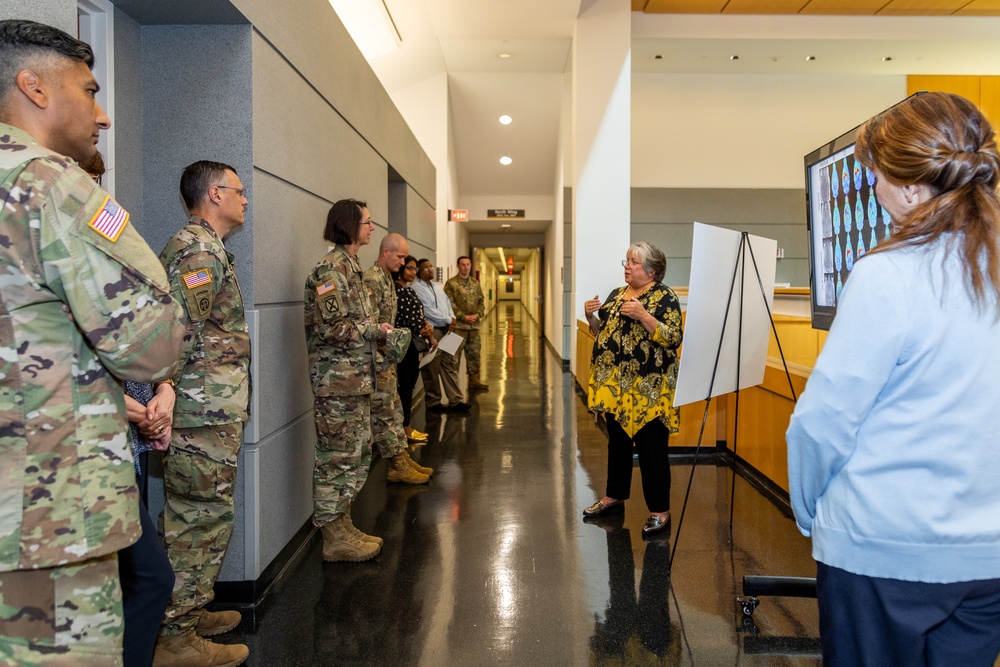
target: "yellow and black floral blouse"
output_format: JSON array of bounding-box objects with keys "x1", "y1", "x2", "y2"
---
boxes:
[{"x1": 588, "y1": 283, "x2": 683, "y2": 438}]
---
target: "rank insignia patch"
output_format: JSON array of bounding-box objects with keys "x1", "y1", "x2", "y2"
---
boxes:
[{"x1": 88, "y1": 195, "x2": 129, "y2": 242}]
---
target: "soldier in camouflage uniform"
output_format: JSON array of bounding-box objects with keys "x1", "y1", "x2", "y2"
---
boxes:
[
  {"x1": 445, "y1": 256, "x2": 490, "y2": 391},
  {"x1": 0, "y1": 20, "x2": 184, "y2": 666},
  {"x1": 305, "y1": 199, "x2": 391, "y2": 563},
  {"x1": 363, "y1": 233, "x2": 433, "y2": 486},
  {"x1": 154, "y1": 162, "x2": 251, "y2": 667}
]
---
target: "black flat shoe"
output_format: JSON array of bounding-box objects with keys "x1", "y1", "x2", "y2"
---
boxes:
[
  {"x1": 642, "y1": 512, "x2": 671, "y2": 536},
  {"x1": 583, "y1": 498, "x2": 625, "y2": 517}
]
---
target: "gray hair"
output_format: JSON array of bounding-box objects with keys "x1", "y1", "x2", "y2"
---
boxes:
[{"x1": 628, "y1": 241, "x2": 666, "y2": 283}]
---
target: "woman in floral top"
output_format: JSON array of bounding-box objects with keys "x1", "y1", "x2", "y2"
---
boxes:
[{"x1": 582, "y1": 242, "x2": 682, "y2": 536}]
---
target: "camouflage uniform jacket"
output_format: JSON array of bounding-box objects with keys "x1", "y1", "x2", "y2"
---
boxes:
[
  {"x1": 160, "y1": 216, "x2": 250, "y2": 428},
  {"x1": 444, "y1": 276, "x2": 485, "y2": 331},
  {"x1": 363, "y1": 264, "x2": 397, "y2": 389},
  {"x1": 305, "y1": 245, "x2": 378, "y2": 397},
  {"x1": 0, "y1": 123, "x2": 184, "y2": 571}
]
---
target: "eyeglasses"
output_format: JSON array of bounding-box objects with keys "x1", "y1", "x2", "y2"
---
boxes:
[
  {"x1": 404, "y1": 265, "x2": 417, "y2": 271},
  {"x1": 362, "y1": 219, "x2": 376, "y2": 227},
  {"x1": 621, "y1": 258, "x2": 642, "y2": 267},
  {"x1": 216, "y1": 185, "x2": 247, "y2": 197}
]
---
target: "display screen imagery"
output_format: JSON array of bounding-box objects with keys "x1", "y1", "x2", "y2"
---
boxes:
[{"x1": 806, "y1": 140, "x2": 893, "y2": 330}]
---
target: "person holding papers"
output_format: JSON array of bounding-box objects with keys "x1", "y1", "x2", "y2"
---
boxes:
[{"x1": 412, "y1": 259, "x2": 471, "y2": 412}]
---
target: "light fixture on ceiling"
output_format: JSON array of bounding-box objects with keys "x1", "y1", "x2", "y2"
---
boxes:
[
  {"x1": 499, "y1": 155, "x2": 512, "y2": 166},
  {"x1": 328, "y1": 0, "x2": 401, "y2": 61},
  {"x1": 499, "y1": 114, "x2": 512, "y2": 125},
  {"x1": 882, "y1": 56, "x2": 893, "y2": 62},
  {"x1": 498, "y1": 52, "x2": 512, "y2": 59},
  {"x1": 501, "y1": 224, "x2": 511, "y2": 228},
  {"x1": 805, "y1": 55, "x2": 816, "y2": 61},
  {"x1": 654, "y1": 54, "x2": 662, "y2": 60},
  {"x1": 498, "y1": 247, "x2": 507, "y2": 269},
  {"x1": 730, "y1": 55, "x2": 740, "y2": 61}
]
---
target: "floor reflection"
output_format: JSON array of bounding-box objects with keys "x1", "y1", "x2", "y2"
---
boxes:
[{"x1": 228, "y1": 303, "x2": 820, "y2": 666}]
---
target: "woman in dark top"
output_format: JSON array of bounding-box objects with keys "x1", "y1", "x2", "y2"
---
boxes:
[{"x1": 394, "y1": 255, "x2": 436, "y2": 443}]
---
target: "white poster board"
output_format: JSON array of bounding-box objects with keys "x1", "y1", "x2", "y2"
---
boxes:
[{"x1": 674, "y1": 223, "x2": 777, "y2": 407}]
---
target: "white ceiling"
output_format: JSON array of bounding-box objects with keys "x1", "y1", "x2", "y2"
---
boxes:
[{"x1": 363, "y1": 3, "x2": 1000, "y2": 270}]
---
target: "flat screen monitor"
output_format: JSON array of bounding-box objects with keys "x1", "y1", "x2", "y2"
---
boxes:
[{"x1": 805, "y1": 116, "x2": 895, "y2": 331}]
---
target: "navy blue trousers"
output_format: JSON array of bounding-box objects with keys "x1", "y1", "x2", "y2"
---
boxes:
[
  {"x1": 817, "y1": 562, "x2": 1000, "y2": 667},
  {"x1": 119, "y1": 453, "x2": 175, "y2": 666}
]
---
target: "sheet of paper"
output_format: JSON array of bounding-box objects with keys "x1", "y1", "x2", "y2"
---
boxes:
[
  {"x1": 436, "y1": 331, "x2": 464, "y2": 356},
  {"x1": 418, "y1": 347, "x2": 438, "y2": 369},
  {"x1": 674, "y1": 223, "x2": 777, "y2": 407}
]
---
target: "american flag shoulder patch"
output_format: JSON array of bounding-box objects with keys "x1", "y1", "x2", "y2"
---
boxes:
[
  {"x1": 182, "y1": 268, "x2": 212, "y2": 290},
  {"x1": 317, "y1": 280, "x2": 336, "y2": 296},
  {"x1": 87, "y1": 195, "x2": 129, "y2": 242}
]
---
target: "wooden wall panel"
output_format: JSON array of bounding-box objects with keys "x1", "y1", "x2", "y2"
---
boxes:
[
  {"x1": 907, "y1": 75, "x2": 981, "y2": 105},
  {"x1": 980, "y1": 77, "x2": 1000, "y2": 136}
]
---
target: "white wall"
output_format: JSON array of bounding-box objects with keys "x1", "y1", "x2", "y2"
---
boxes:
[{"x1": 631, "y1": 73, "x2": 907, "y2": 188}]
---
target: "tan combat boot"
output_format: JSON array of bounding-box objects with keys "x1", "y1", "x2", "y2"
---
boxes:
[
  {"x1": 152, "y1": 629, "x2": 248, "y2": 667},
  {"x1": 343, "y1": 511, "x2": 383, "y2": 547},
  {"x1": 469, "y1": 372, "x2": 489, "y2": 391},
  {"x1": 402, "y1": 449, "x2": 433, "y2": 476},
  {"x1": 196, "y1": 609, "x2": 242, "y2": 637},
  {"x1": 320, "y1": 516, "x2": 380, "y2": 562},
  {"x1": 386, "y1": 454, "x2": 429, "y2": 484}
]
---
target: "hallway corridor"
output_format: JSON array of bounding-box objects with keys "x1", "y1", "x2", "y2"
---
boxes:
[{"x1": 229, "y1": 303, "x2": 821, "y2": 665}]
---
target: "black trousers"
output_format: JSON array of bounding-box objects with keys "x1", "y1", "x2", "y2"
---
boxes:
[
  {"x1": 605, "y1": 418, "x2": 671, "y2": 513},
  {"x1": 397, "y1": 343, "x2": 420, "y2": 428},
  {"x1": 119, "y1": 452, "x2": 175, "y2": 666},
  {"x1": 817, "y1": 562, "x2": 1000, "y2": 667}
]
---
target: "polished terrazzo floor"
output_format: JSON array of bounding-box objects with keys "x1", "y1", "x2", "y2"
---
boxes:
[{"x1": 226, "y1": 303, "x2": 821, "y2": 665}]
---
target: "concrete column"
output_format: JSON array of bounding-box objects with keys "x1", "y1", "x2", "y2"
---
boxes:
[{"x1": 571, "y1": 0, "x2": 631, "y2": 369}]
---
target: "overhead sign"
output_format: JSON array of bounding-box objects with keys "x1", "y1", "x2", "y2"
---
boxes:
[
  {"x1": 488, "y1": 209, "x2": 524, "y2": 219},
  {"x1": 450, "y1": 209, "x2": 469, "y2": 222}
]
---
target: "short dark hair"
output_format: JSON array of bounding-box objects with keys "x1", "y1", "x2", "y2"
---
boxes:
[
  {"x1": 0, "y1": 20, "x2": 95, "y2": 107},
  {"x1": 417, "y1": 258, "x2": 432, "y2": 269},
  {"x1": 457, "y1": 255, "x2": 471, "y2": 264},
  {"x1": 180, "y1": 160, "x2": 238, "y2": 211},
  {"x1": 324, "y1": 198, "x2": 367, "y2": 245}
]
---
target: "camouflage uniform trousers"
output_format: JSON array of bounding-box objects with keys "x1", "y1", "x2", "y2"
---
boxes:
[
  {"x1": 454, "y1": 327, "x2": 482, "y2": 375},
  {"x1": 372, "y1": 368, "x2": 406, "y2": 460},
  {"x1": 160, "y1": 423, "x2": 243, "y2": 636},
  {"x1": 313, "y1": 394, "x2": 372, "y2": 526},
  {"x1": 0, "y1": 553, "x2": 124, "y2": 666}
]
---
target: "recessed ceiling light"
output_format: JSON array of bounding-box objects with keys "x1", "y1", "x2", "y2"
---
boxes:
[
  {"x1": 654, "y1": 54, "x2": 662, "y2": 60},
  {"x1": 730, "y1": 55, "x2": 740, "y2": 61},
  {"x1": 498, "y1": 53, "x2": 512, "y2": 59},
  {"x1": 501, "y1": 224, "x2": 511, "y2": 228},
  {"x1": 499, "y1": 155, "x2": 512, "y2": 166},
  {"x1": 882, "y1": 56, "x2": 893, "y2": 62},
  {"x1": 805, "y1": 55, "x2": 816, "y2": 61},
  {"x1": 499, "y1": 114, "x2": 512, "y2": 125}
]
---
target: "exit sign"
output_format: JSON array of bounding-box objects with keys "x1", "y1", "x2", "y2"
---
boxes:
[{"x1": 450, "y1": 209, "x2": 469, "y2": 222}]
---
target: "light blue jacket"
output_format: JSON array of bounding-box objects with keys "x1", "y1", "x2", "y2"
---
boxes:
[{"x1": 787, "y1": 237, "x2": 1000, "y2": 583}]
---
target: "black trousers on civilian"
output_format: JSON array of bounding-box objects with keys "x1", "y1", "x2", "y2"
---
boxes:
[
  {"x1": 605, "y1": 418, "x2": 671, "y2": 513},
  {"x1": 119, "y1": 452, "x2": 176, "y2": 666},
  {"x1": 397, "y1": 344, "x2": 420, "y2": 428},
  {"x1": 817, "y1": 562, "x2": 1000, "y2": 667}
]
